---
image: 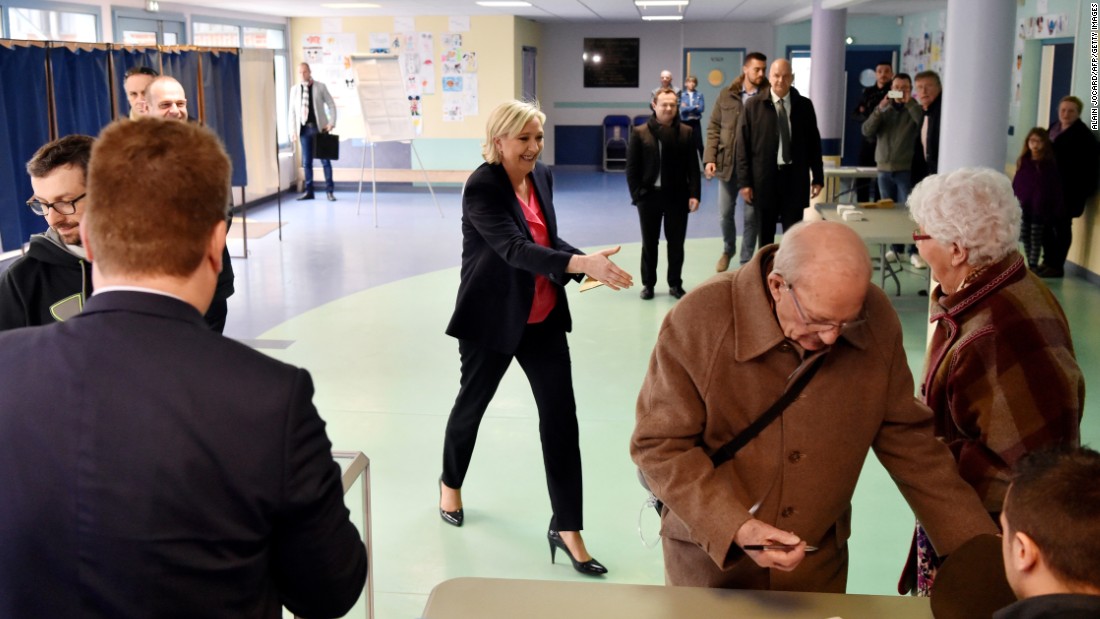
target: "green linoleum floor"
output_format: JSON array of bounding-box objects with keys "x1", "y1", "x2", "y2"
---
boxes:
[{"x1": 260, "y1": 238, "x2": 1098, "y2": 618}]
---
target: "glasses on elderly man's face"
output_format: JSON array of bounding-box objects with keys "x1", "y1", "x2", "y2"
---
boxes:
[
  {"x1": 27, "y1": 193, "x2": 86, "y2": 216},
  {"x1": 784, "y1": 283, "x2": 865, "y2": 335},
  {"x1": 912, "y1": 227, "x2": 933, "y2": 243}
]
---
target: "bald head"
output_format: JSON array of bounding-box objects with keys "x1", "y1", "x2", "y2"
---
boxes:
[
  {"x1": 768, "y1": 221, "x2": 871, "y2": 351},
  {"x1": 769, "y1": 59, "x2": 794, "y2": 99},
  {"x1": 145, "y1": 76, "x2": 187, "y2": 121},
  {"x1": 776, "y1": 221, "x2": 872, "y2": 284}
]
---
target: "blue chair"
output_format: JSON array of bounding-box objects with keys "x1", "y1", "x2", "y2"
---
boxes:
[
  {"x1": 633, "y1": 114, "x2": 649, "y2": 127},
  {"x1": 603, "y1": 115, "x2": 631, "y2": 172}
]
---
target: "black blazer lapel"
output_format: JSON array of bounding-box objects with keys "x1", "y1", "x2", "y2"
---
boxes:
[{"x1": 490, "y1": 163, "x2": 533, "y2": 241}]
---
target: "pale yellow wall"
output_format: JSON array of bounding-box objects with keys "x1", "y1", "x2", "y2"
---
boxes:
[{"x1": 289, "y1": 15, "x2": 519, "y2": 140}]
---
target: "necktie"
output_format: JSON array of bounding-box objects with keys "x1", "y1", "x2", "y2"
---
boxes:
[
  {"x1": 301, "y1": 82, "x2": 310, "y2": 126},
  {"x1": 776, "y1": 97, "x2": 792, "y2": 165}
]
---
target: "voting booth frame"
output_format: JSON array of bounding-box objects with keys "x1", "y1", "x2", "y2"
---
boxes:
[{"x1": 0, "y1": 39, "x2": 271, "y2": 256}]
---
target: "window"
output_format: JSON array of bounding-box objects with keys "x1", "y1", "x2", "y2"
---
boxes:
[
  {"x1": 192, "y1": 17, "x2": 290, "y2": 148},
  {"x1": 193, "y1": 21, "x2": 240, "y2": 47},
  {"x1": 244, "y1": 26, "x2": 284, "y2": 50},
  {"x1": 6, "y1": 5, "x2": 97, "y2": 42}
]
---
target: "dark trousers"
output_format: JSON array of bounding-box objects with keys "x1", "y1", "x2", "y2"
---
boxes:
[
  {"x1": 756, "y1": 166, "x2": 805, "y2": 247},
  {"x1": 441, "y1": 313, "x2": 583, "y2": 531},
  {"x1": 1041, "y1": 216, "x2": 1074, "y2": 269},
  {"x1": 637, "y1": 189, "x2": 689, "y2": 288},
  {"x1": 856, "y1": 139, "x2": 878, "y2": 202},
  {"x1": 684, "y1": 118, "x2": 704, "y2": 158},
  {"x1": 299, "y1": 124, "x2": 334, "y2": 194}
]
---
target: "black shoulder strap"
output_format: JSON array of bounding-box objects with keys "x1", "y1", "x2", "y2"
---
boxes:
[{"x1": 709, "y1": 352, "x2": 827, "y2": 468}]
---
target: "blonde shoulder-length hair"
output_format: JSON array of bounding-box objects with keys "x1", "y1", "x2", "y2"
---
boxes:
[{"x1": 482, "y1": 99, "x2": 546, "y2": 164}]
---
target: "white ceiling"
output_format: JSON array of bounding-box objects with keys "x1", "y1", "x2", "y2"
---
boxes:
[{"x1": 170, "y1": 0, "x2": 947, "y2": 23}]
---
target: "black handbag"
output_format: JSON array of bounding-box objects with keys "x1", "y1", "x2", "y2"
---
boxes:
[{"x1": 312, "y1": 132, "x2": 340, "y2": 160}]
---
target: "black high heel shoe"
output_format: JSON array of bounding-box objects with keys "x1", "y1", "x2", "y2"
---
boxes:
[
  {"x1": 547, "y1": 527, "x2": 608, "y2": 576},
  {"x1": 438, "y1": 477, "x2": 463, "y2": 527}
]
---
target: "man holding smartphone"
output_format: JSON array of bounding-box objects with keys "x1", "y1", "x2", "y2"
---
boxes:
[
  {"x1": 851, "y1": 61, "x2": 894, "y2": 201},
  {"x1": 861, "y1": 72, "x2": 926, "y2": 268}
]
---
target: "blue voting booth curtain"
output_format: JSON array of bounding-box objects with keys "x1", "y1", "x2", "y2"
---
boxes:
[
  {"x1": 160, "y1": 49, "x2": 200, "y2": 118},
  {"x1": 0, "y1": 45, "x2": 52, "y2": 251},
  {"x1": 111, "y1": 47, "x2": 160, "y2": 119},
  {"x1": 50, "y1": 46, "x2": 113, "y2": 137},
  {"x1": 202, "y1": 51, "x2": 248, "y2": 187}
]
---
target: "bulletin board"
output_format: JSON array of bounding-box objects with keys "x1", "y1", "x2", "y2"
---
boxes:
[{"x1": 350, "y1": 54, "x2": 415, "y2": 143}]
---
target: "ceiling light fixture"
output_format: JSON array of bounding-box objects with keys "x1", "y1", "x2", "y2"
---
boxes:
[
  {"x1": 641, "y1": 15, "x2": 684, "y2": 21},
  {"x1": 320, "y1": 2, "x2": 380, "y2": 7},
  {"x1": 635, "y1": 1, "x2": 688, "y2": 6},
  {"x1": 476, "y1": 1, "x2": 533, "y2": 6}
]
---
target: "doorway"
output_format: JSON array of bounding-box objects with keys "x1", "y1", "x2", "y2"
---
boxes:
[
  {"x1": 841, "y1": 46, "x2": 899, "y2": 166},
  {"x1": 683, "y1": 48, "x2": 745, "y2": 123}
]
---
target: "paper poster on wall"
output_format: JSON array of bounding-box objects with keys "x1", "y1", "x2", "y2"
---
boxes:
[
  {"x1": 442, "y1": 34, "x2": 462, "y2": 49},
  {"x1": 442, "y1": 94, "x2": 463, "y2": 122},
  {"x1": 449, "y1": 16, "x2": 470, "y2": 32},
  {"x1": 443, "y1": 75, "x2": 463, "y2": 92},
  {"x1": 1020, "y1": 14, "x2": 1068, "y2": 39},
  {"x1": 462, "y1": 51, "x2": 477, "y2": 73},
  {"x1": 396, "y1": 32, "x2": 436, "y2": 95},
  {"x1": 900, "y1": 19, "x2": 944, "y2": 76},
  {"x1": 322, "y1": 18, "x2": 341, "y2": 33},
  {"x1": 461, "y1": 74, "x2": 478, "y2": 116},
  {"x1": 369, "y1": 32, "x2": 391, "y2": 53},
  {"x1": 394, "y1": 16, "x2": 415, "y2": 32}
]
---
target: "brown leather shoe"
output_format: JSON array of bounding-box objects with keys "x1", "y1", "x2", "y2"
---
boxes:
[{"x1": 716, "y1": 253, "x2": 731, "y2": 272}]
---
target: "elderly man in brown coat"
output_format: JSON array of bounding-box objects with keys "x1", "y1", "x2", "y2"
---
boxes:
[{"x1": 631, "y1": 220, "x2": 998, "y2": 592}]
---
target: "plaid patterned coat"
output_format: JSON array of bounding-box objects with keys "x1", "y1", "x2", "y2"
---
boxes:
[{"x1": 922, "y1": 252, "x2": 1084, "y2": 512}]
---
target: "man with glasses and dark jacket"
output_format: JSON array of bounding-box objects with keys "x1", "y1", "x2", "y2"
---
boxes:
[{"x1": 0, "y1": 135, "x2": 94, "y2": 330}]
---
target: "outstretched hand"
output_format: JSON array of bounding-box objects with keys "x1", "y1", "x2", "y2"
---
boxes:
[{"x1": 569, "y1": 246, "x2": 633, "y2": 290}]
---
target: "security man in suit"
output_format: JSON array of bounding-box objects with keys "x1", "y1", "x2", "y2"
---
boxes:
[
  {"x1": 735, "y1": 59, "x2": 824, "y2": 247},
  {"x1": 0, "y1": 118, "x2": 367, "y2": 618}
]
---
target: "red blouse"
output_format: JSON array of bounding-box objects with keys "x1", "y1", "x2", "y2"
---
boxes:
[{"x1": 517, "y1": 183, "x2": 557, "y2": 324}]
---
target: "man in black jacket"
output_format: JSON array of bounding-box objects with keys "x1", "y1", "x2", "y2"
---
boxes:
[
  {"x1": 627, "y1": 87, "x2": 701, "y2": 300},
  {"x1": 0, "y1": 118, "x2": 367, "y2": 619},
  {"x1": 735, "y1": 59, "x2": 824, "y2": 246},
  {"x1": 851, "y1": 60, "x2": 894, "y2": 201},
  {"x1": 0, "y1": 135, "x2": 94, "y2": 331},
  {"x1": 910, "y1": 70, "x2": 942, "y2": 186}
]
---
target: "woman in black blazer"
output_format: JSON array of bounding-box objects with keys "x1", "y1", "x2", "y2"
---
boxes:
[{"x1": 439, "y1": 100, "x2": 632, "y2": 576}]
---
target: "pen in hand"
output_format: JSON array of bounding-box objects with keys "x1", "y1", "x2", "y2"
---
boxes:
[{"x1": 743, "y1": 544, "x2": 818, "y2": 552}]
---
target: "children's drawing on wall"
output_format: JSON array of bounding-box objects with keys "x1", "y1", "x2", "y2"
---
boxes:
[{"x1": 462, "y1": 52, "x2": 477, "y2": 73}]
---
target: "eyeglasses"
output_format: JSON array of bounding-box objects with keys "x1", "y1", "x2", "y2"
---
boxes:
[
  {"x1": 912, "y1": 228, "x2": 933, "y2": 242},
  {"x1": 784, "y1": 283, "x2": 865, "y2": 335},
  {"x1": 27, "y1": 193, "x2": 85, "y2": 216}
]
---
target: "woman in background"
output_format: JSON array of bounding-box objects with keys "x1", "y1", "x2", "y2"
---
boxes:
[
  {"x1": 1012, "y1": 127, "x2": 1062, "y2": 271},
  {"x1": 439, "y1": 100, "x2": 632, "y2": 576},
  {"x1": 900, "y1": 167, "x2": 1083, "y2": 595}
]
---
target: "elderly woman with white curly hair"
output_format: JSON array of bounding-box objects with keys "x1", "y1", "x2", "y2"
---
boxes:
[{"x1": 899, "y1": 167, "x2": 1084, "y2": 595}]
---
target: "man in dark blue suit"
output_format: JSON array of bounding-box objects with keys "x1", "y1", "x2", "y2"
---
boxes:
[{"x1": 0, "y1": 118, "x2": 367, "y2": 618}]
